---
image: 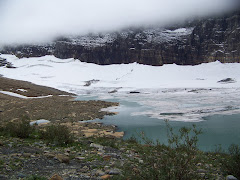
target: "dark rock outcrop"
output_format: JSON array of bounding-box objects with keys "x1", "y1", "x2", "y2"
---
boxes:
[
  {"x1": 1, "y1": 44, "x2": 54, "y2": 58},
  {"x1": 1, "y1": 12, "x2": 239, "y2": 66},
  {"x1": 187, "y1": 12, "x2": 240, "y2": 64},
  {"x1": 0, "y1": 57, "x2": 15, "y2": 68}
]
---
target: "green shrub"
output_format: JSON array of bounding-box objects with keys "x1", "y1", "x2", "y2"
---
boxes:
[
  {"x1": 119, "y1": 122, "x2": 202, "y2": 180},
  {"x1": 40, "y1": 124, "x2": 74, "y2": 146},
  {"x1": 3, "y1": 115, "x2": 33, "y2": 138},
  {"x1": 91, "y1": 136, "x2": 119, "y2": 149},
  {"x1": 126, "y1": 136, "x2": 138, "y2": 144},
  {"x1": 222, "y1": 144, "x2": 240, "y2": 179},
  {"x1": 0, "y1": 116, "x2": 75, "y2": 146},
  {"x1": 162, "y1": 123, "x2": 202, "y2": 179}
]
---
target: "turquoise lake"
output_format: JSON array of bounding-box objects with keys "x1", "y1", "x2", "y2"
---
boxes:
[{"x1": 76, "y1": 96, "x2": 240, "y2": 152}]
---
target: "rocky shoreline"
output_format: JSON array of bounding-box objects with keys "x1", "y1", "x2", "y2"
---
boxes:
[
  {"x1": 0, "y1": 135, "x2": 126, "y2": 179},
  {"x1": 0, "y1": 77, "x2": 127, "y2": 179},
  {"x1": 0, "y1": 77, "x2": 239, "y2": 180},
  {"x1": 0, "y1": 77, "x2": 119, "y2": 123}
]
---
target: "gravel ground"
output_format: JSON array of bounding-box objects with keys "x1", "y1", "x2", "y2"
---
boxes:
[
  {"x1": 0, "y1": 77, "x2": 118, "y2": 124},
  {"x1": 0, "y1": 77, "x2": 125, "y2": 179}
]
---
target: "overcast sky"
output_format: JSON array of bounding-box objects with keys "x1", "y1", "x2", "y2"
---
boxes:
[{"x1": 0, "y1": 0, "x2": 239, "y2": 46}]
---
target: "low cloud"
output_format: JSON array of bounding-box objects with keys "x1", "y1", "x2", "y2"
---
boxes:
[{"x1": 0, "y1": 0, "x2": 239, "y2": 46}]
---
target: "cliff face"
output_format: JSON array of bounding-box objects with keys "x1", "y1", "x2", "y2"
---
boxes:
[
  {"x1": 53, "y1": 28, "x2": 192, "y2": 65},
  {"x1": 1, "y1": 12, "x2": 240, "y2": 66},
  {"x1": 187, "y1": 12, "x2": 240, "y2": 64}
]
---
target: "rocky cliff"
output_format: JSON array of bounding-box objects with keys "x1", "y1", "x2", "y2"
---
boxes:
[
  {"x1": 188, "y1": 11, "x2": 240, "y2": 64},
  {"x1": 1, "y1": 11, "x2": 239, "y2": 66}
]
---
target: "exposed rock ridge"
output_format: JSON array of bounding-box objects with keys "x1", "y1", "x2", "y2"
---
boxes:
[{"x1": 1, "y1": 12, "x2": 239, "y2": 66}]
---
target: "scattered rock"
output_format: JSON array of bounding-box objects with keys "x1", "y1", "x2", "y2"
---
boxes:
[
  {"x1": 90, "y1": 143, "x2": 104, "y2": 151},
  {"x1": 17, "y1": 173, "x2": 26, "y2": 178},
  {"x1": 95, "y1": 170, "x2": 105, "y2": 176},
  {"x1": 0, "y1": 174, "x2": 7, "y2": 179},
  {"x1": 50, "y1": 174, "x2": 64, "y2": 180},
  {"x1": 102, "y1": 130, "x2": 124, "y2": 138},
  {"x1": 226, "y1": 175, "x2": 238, "y2": 180},
  {"x1": 81, "y1": 166, "x2": 89, "y2": 173},
  {"x1": 75, "y1": 156, "x2": 85, "y2": 161},
  {"x1": 103, "y1": 155, "x2": 111, "y2": 161},
  {"x1": 199, "y1": 173, "x2": 206, "y2": 178},
  {"x1": 22, "y1": 153, "x2": 31, "y2": 158},
  {"x1": 56, "y1": 154, "x2": 70, "y2": 164},
  {"x1": 6, "y1": 63, "x2": 16, "y2": 68},
  {"x1": 44, "y1": 152, "x2": 56, "y2": 158},
  {"x1": 197, "y1": 169, "x2": 207, "y2": 173},
  {"x1": 64, "y1": 152, "x2": 70, "y2": 156},
  {"x1": 218, "y1": 78, "x2": 236, "y2": 84},
  {"x1": 0, "y1": 141, "x2": 3, "y2": 146},
  {"x1": 65, "y1": 148, "x2": 71, "y2": 153},
  {"x1": 160, "y1": 112, "x2": 184, "y2": 116},
  {"x1": 108, "y1": 169, "x2": 120, "y2": 175},
  {"x1": 0, "y1": 57, "x2": 15, "y2": 68},
  {"x1": 0, "y1": 58, "x2": 8, "y2": 67},
  {"x1": 108, "y1": 89, "x2": 118, "y2": 94},
  {"x1": 104, "y1": 166, "x2": 110, "y2": 171},
  {"x1": 129, "y1": 91, "x2": 140, "y2": 94},
  {"x1": 84, "y1": 79, "x2": 100, "y2": 86},
  {"x1": 108, "y1": 87, "x2": 122, "y2": 94},
  {"x1": 196, "y1": 163, "x2": 202, "y2": 166},
  {"x1": 205, "y1": 164, "x2": 212, "y2": 168}
]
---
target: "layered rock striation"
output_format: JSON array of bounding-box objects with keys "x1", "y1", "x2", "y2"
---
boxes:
[{"x1": 1, "y1": 12, "x2": 240, "y2": 66}]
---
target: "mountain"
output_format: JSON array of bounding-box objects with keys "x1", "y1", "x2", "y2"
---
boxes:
[{"x1": 1, "y1": 11, "x2": 239, "y2": 66}]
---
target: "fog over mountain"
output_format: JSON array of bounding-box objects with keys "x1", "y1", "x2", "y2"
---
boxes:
[{"x1": 0, "y1": 0, "x2": 239, "y2": 46}]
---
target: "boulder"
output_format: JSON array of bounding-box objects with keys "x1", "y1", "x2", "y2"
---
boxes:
[
  {"x1": 100, "y1": 175, "x2": 111, "y2": 179},
  {"x1": 49, "y1": 174, "x2": 64, "y2": 180},
  {"x1": 95, "y1": 170, "x2": 105, "y2": 176},
  {"x1": 90, "y1": 143, "x2": 104, "y2": 151},
  {"x1": 108, "y1": 169, "x2": 121, "y2": 175},
  {"x1": 103, "y1": 155, "x2": 111, "y2": 161},
  {"x1": 218, "y1": 78, "x2": 236, "y2": 84},
  {"x1": 226, "y1": 175, "x2": 238, "y2": 180},
  {"x1": 56, "y1": 154, "x2": 70, "y2": 164},
  {"x1": 22, "y1": 153, "x2": 31, "y2": 158},
  {"x1": 75, "y1": 156, "x2": 85, "y2": 161},
  {"x1": 44, "y1": 152, "x2": 55, "y2": 158},
  {"x1": 129, "y1": 91, "x2": 140, "y2": 94}
]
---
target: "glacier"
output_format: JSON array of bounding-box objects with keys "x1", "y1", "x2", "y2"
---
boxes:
[{"x1": 1, "y1": 54, "x2": 240, "y2": 122}]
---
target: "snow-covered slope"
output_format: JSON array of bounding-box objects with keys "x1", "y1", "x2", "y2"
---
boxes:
[
  {"x1": 1, "y1": 54, "x2": 240, "y2": 90},
  {"x1": 66, "y1": 27, "x2": 194, "y2": 47},
  {"x1": 1, "y1": 54, "x2": 240, "y2": 122}
]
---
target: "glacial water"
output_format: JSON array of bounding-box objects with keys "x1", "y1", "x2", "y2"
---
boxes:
[{"x1": 76, "y1": 95, "x2": 240, "y2": 152}]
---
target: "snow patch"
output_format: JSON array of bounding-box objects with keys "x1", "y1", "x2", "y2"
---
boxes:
[
  {"x1": 30, "y1": 119, "x2": 50, "y2": 125},
  {"x1": 0, "y1": 90, "x2": 52, "y2": 99},
  {"x1": 17, "y1": 89, "x2": 28, "y2": 92}
]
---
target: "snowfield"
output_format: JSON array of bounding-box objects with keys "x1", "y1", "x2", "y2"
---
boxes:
[
  {"x1": 63, "y1": 27, "x2": 193, "y2": 48},
  {"x1": 1, "y1": 54, "x2": 240, "y2": 122}
]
